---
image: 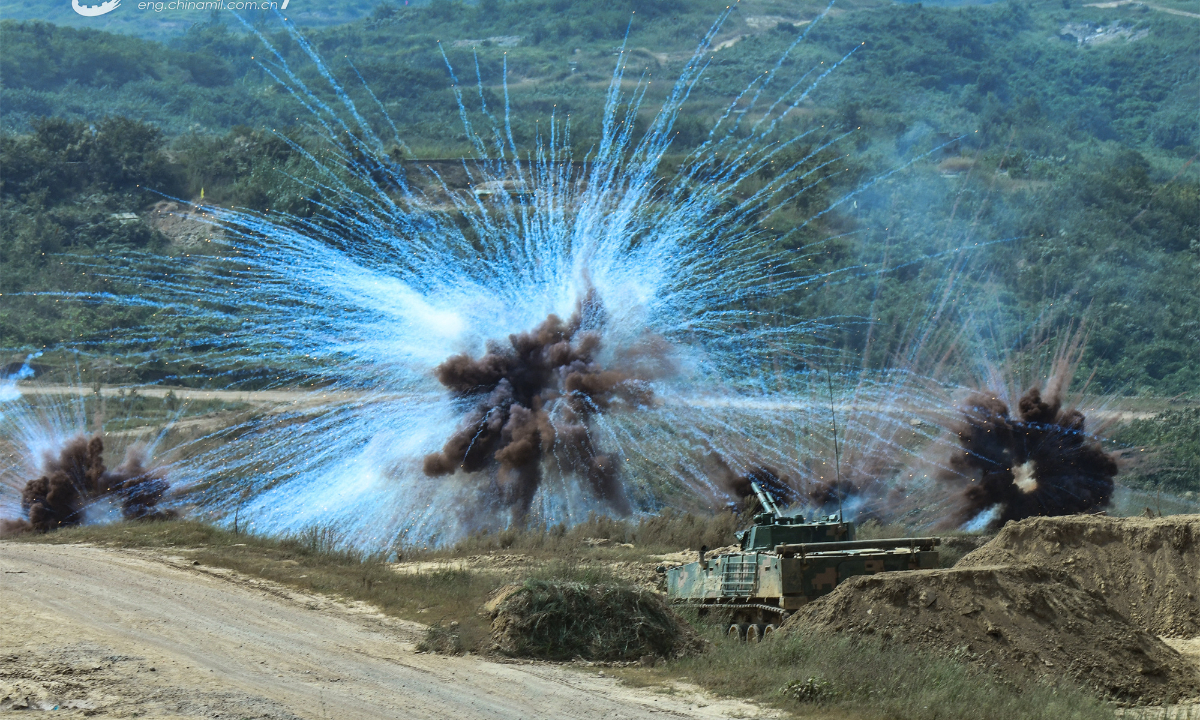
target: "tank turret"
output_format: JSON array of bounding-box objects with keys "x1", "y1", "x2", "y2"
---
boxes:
[{"x1": 736, "y1": 481, "x2": 855, "y2": 551}]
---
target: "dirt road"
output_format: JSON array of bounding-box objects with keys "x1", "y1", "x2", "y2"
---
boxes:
[
  {"x1": 19, "y1": 384, "x2": 346, "y2": 406},
  {"x1": 22, "y1": 383, "x2": 1181, "y2": 422},
  {"x1": 0, "y1": 544, "x2": 772, "y2": 719},
  {"x1": 1082, "y1": 0, "x2": 1200, "y2": 19}
]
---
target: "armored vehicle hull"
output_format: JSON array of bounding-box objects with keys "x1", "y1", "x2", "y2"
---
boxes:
[
  {"x1": 662, "y1": 483, "x2": 940, "y2": 639},
  {"x1": 666, "y1": 540, "x2": 940, "y2": 638}
]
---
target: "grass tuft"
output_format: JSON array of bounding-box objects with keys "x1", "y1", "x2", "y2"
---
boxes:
[
  {"x1": 416, "y1": 623, "x2": 465, "y2": 655},
  {"x1": 632, "y1": 620, "x2": 1114, "y2": 720}
]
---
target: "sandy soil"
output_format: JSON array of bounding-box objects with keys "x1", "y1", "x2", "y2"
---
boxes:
[
  {"x1": 959, "y1": 514, "x2": 1200, "y2": 637},
  {"x1": 20, "y1": 384, "x2": 349, "y2": 406},
  {"x1": 0, "y1": 543, "x2": 775, "y2": 720},
  {"x1": 781, "y1": 563, "x2": 1199, "y2": 704}
]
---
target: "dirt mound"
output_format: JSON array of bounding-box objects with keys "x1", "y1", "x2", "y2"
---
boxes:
[
  {"x1": 957, "y1": 514, "x2": 1200, "y2": 637},
  {"x1": 484, "y1": 580, "x2": 704, "y2": 661},
  {"x1": 148, "y1": 201, "x2": 223, "y2": 249},
  {"x1": 780, "y1": 565, "x2": 1198, "y2": 704}
]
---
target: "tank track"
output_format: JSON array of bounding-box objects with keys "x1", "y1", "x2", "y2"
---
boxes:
[{"x1": 669, "y1": 601, "x2": 786, "y2": 616}]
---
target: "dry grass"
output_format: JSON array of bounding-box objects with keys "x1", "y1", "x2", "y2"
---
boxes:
[
  {"x1": 407, "y1": 508, "x2": 747, "y2": 562},
  {"x1": 619, "y1": 619, "x2": 1115, "y2": 720}
]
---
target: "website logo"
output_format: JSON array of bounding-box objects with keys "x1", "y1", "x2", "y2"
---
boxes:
[{"x1": 72, "y1": 0, "x2": 121, "y2": 16}]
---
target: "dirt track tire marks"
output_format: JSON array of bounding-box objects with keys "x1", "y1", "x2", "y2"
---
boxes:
[{"x1": 0, "y1": 543, "x2": 771, "y2": 719}]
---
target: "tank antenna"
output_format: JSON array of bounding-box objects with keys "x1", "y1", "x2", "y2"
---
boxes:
[{"x1": 826, "y1": 369, "x2": 844, "y2": 522}]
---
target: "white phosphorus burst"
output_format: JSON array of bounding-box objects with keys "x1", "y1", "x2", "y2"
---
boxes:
[
  {"x1": 59, "y1": 6, "x2": 986, "y2": 546},
  {"x1": 0, "y1": 356, "x2": 190, "y2": 528}
]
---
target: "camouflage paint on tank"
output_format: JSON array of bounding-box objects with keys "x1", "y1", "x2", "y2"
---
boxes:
[
  {"x1": 738, "y1": 517, "x2": 853, "y2": 551},
  {"x1": 666, "y1": 547, "x2": 940, "y2": 610},
  {"x1": 664, "y1": 484, "x2": 942, "y2": 624},
  {"x1": 664, "y1": 483, "x2": 940, "y2": 619}
]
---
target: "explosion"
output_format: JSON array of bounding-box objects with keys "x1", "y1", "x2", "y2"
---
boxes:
[
  {"x1": 423, "y1": 298, "x2": 654, "y2": 520},
  {"x1": 3, "y1": 434, "x2": 173, "y2": 535},
  {"x1": 940, "y1": 387, "x2": 1117, "y2": 529},
  {"x1": 56, "y1": 8, "x2": 994, "y2": 546}
]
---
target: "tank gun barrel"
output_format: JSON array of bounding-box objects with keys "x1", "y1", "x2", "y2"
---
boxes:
[
  {"x1": 775, "y1": 537, "x2": 941, "y2": 556},
  {"x1": 750, "y1": 481, "x2": 781, "y2": 515}
]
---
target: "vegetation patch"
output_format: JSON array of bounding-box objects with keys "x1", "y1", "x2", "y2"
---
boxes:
[
  {"x1": 623, "y1": 622, "x2": 1115, "y2": 720},
  {"x1": 416, "y1": 622, "x2": 466, "y2": 655},
  {"x1": 782, "y1": 676, "x2": 841, "y2": 706},
  {"x1": 485, "y1": 579, "x2": 703, "y2": 661},
  {"x1": 2, "y1": 0, "x2": 1198, "y2": 394},
  {"x1": 412, "y1": 509, "x2": 745, "y2": 560},
  {"x1": 1112, "y1": 408, "x2": 1200, "y2": 494}
]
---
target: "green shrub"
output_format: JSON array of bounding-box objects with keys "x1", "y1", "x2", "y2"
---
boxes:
[
  {"x1": 488, "y1": 580, "x2": 701, "y2": 661},
  {"x1": 1112, "y1": 408, "x2": 1200, "y2": 493}
]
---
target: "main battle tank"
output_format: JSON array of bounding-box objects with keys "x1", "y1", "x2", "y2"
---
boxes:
[{"x1": 662, "y1": 482, "x2": 940, "y2": 640}]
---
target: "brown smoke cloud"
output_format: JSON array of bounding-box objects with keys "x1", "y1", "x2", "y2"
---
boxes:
[
  {"x1": 704, "y1": 452, "x2": 799, "y2": 512},
  {"x1": 4, "y1": 434, "x2": 174, "y2": 535},
  {"x1": 939, "y1": 387, "x2": 1116, "y2": 529},
  {"x1": 423, "y1": 297, "x2": 654, "y2": 521}
]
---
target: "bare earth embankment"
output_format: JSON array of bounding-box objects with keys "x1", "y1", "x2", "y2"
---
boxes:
[
  {"x1": 957, "y1": 514, "x2": 1200, "y2": 637},
  {"x1": 0, "y1": 544, "x2": 772, "y2": 719},
  {"x1": 781, "y1": 515, "x2": 1200, "y2": 708}
]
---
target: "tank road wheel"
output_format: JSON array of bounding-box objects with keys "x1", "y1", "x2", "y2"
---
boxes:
[
  {"x1": 762, "y1": 624, "x2": 777, "y2": 640},
  {"x1": 727, "y1": 624, "x2": 742, "y2": 641},
  {"x1": 747, "y1": 624, "x2": 767, "y2": 643}
]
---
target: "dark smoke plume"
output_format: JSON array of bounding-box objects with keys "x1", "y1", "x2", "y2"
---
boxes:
[
  {"x1": 940, "y1": 387, "x2": 1116, "y2": 529},
  {"x1": 424, "y1": 298, "x2": 652, "y2": 520},
  {"x1": 705, "y1": 453, "x2": 798, "y2": 512},
  {"x1": 804, "y1": 477, "x2": 859, "y2": 510},
  {"x1": 7, "y1": 434, "x2": 174, "y2": 535}
]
